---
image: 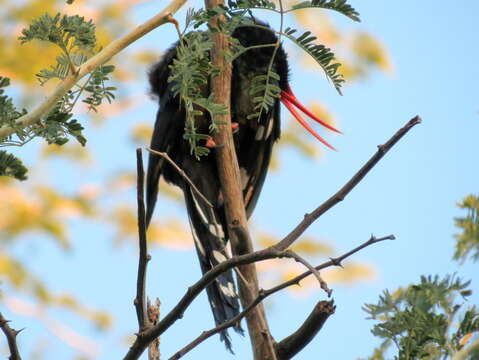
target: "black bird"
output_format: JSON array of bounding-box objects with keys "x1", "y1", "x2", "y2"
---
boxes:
[{"x1": 146, "y1": 22, "x2": 340, "y2": 349}]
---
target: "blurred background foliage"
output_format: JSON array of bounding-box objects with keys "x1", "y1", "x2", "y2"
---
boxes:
[
  {"x1": 359, "y1": 197, "x2": 479, "y2": 360},
  {"x1": 0, "y1": 0, "x2": 393, "y2": 357}
]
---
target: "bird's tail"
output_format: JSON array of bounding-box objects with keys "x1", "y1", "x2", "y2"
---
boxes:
[{"x1": 183, "y1": 186, "x2": 244, "y2": 351}]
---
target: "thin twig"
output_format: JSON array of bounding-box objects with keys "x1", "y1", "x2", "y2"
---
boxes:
[
  {"x1": 168, "y1": 233, "x2": 387, "y2": 359},
  {"x1": 135, "y1": 148, "x2": 150, "y2": 330},
  {"x1": 0, "y1": 2, "x2": 187, "y2": 141},
  {"x1": 0, "y1": 312, "x2": 22, "y2": 360},
  {"x1": 146, "y1": 148, "x2": 213, "y2": 208},
  {"x1": 123, "y1": 117, "x2": 418, "y2": 360},
  {"x1": 274, "y1": 116, "x2": 421, "y2": 251},
  {"x1": 283, "y1": 250, "x2": 331, "y2": 296},
  {"x1": 282, "y1": 235, "x2": 395, "y2": 290}
]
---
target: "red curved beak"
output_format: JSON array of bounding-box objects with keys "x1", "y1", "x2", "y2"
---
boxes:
[{"x1": 280, "y1": 86, "x2": 341, "y2": 151}]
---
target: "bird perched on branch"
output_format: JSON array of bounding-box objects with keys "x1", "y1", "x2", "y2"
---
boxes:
[{"x1": 146, "y1": 21, "x2": 340, "y2": 350}]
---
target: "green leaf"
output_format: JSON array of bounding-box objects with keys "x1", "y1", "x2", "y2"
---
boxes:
[
  {"x1": 19, "y1": 13, "x2": 96, "y2": 51},
  {"x1": 0, "y1": 150, "x2": 28, "y2": 180},
  {"x1": 283, "y1": 27, "x2": 344, "y2": 94},
  {"x1": 364, "y1": 274, "x2": 477, "y2": 359},
  {"x1": 291, "y1": 0, "x2": 360, "y2": 22},
  {"x1": 454, "y1": 194, "x2": 479, "y2": 263},
  {"x1": 0, "y1": 76, "x2": 28, "y2": 131}
]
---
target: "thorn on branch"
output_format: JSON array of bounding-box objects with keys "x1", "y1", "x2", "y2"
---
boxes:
[
  {"x1": 329, "y1": 257, "x2": 343, "y2": 267},
  {"x1": 377, "y1": 144, "x2": 386, "y2": 153}
]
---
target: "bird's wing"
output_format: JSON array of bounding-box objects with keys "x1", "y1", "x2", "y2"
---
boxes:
[
  {"x1": 145, "y1": 98, "x2": 183, "y2": 226},
  {"x1": 240, "y1": 100, "x2": 281, "y2": 218}
]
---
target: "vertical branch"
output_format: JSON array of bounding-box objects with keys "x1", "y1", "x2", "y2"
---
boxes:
[
  {"x1": 147, "y1": 298, "x2": 161, "y2": 360},
  {"x1": 0, "y1": 312, "x2": 22, "y2": 360},
  {"x1": 203, "y1": 5, "x2": 276, "y2": 359},
  {"x1": 135, "y1": 148, "x2": 150, "y2": 330}
]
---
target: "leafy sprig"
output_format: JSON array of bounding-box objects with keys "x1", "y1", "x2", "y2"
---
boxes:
[
  {"x1": 247, "y1": 71, "x2": 282, "y2": 120},
  {"x1": 283, "y1": 27, "x2": 344, "y2": 94},
  {"x1": 0, "y1": 150, "x2": 28, "y2": 180},
  {"x1": 168, "y1": 31, "x2": 228, "y2": 158},
  {"x1": 363, "y1": 275, "x2": 479, "y2": 360},
  {"x1": 19, "y1": 13, "x2": 96, "y2": 54},
  {"x1": 454, "y1": 195, "x2": 479, "y2": 263},
  {"x1": 0, "y1": 13, "x2": 116, "y2": 179},
  {"x1": 228, "y1": 0, "x2": 360, "y2": 21},
  {"x1": 169, "y1": 2, "x2": 355, "y2": 157},
  {"x1": 290, "y1": 0, "x2": 360, "y2": 21}
]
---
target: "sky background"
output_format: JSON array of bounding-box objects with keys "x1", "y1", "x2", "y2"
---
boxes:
[{"x1": 2, "y1": 1, "x2": 479, "y2": 359}]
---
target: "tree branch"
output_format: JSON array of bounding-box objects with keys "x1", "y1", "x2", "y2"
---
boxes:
[
  {"x1": 282, "y1": 235, "x2": 395, "y2": 290},
  {"x1": 147, "y1": 298, "x2": 161, "y2": 360},
  {"x1": 0, "y1": 312, "x2": 22, "y2": 360},
  {"x1": 0, "y1": 0, "x2": 187, "y2": 141},
  {"x1": 283, "y1": 250, "x2": 331, "y2": 296},
  {"x1": 146, "y1": 148, "x2": 213, "y2": 208},
  {"x1": 204, "y1": 2, "x2": 277, "y2": 359},
  {"x1": 274, "y1": 300, "x2": 335, "y2": 360},
  {"x1": 274, "y1": 116, "x2": 421, "y2": 251},
  {"x1": 134, "y1": 148, "x2": 150, "y2": 330},
  {"x1": 123, "y1": 116, "x2": 418, "y2": 359},
  {"x1": 168, "y1": 234, "x2": 388, "y2": 360}
]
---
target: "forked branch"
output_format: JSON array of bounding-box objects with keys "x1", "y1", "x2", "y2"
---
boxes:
[
  {"x1": 123, "y1": 117, "x2": 419, "y2": 360},
  {"x1": 168, "y1": 234, "x2": 389, "y2": 359}
]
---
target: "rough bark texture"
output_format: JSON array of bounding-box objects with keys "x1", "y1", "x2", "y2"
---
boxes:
[{"x1": 204, "y1": 3, "x2": 277, "y2": 358}]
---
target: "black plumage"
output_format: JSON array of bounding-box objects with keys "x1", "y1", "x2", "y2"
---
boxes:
[{"x1": 146, "y1": 21, "x2": 338, "y2": 350}]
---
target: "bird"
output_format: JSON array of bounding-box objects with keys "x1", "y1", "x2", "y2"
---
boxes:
[{"x1": 145, "y1": 20, "x2": 340, "y2": 350}]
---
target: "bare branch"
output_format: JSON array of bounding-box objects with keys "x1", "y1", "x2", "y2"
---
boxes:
[
  {"x1": 147, "y1": 298, "x2": 161, "y2": 360},
  {"x1": 0, "y1": 312, "x2": 22, "y2": 360},
  {"x1": 123, "y1": 116, "x2": 417, "y2": 360},
  {"x1": 134, "y1": 148, "x2": 150, "y2": 330},
  {"x1": 168, "y1": 234, "x2": 387, "y2": 359},
  {"x1": 274, "y1": 301, "x2": 335, "y2": 359},
  {"x1": 146, "y1": 148, "x2": 213, "y2": 208},
  {"x1": 275, "y1": 116, "x2": 421, "y2": 251},
  {"x1": 281, "y1": 235, "x2": 395, "y2": 290},
  {"x1": 283, "y1": 250, "x2": 331, "y2": 296},
  {"x1": 204, "y1": 0, "x2": 276, "y2": 357},
  {"x1": 0, "y1": 1, "x2": 187, "y2": 141}
]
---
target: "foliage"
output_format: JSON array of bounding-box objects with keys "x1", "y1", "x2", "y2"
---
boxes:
[
  {"x1": 290, "y1": 0, "x2": 360, "y2": 21},
  {"x1": 19, "y1": 13, "x2": 97, "y2": 52},
  {"x1": 168, "y1": 31, "x2": 227, "y2": 158},
  {"x1": 283, "y1": 27, "x2": 344, "y2": 93},
  {"x1": 167, "y1": 1, "x2": 358, "y2": 156},
  {"x1": 0, "y1": 12, "x2": 115, "y2": 179},
  {"x1": 363, "y1": 275, "x2": 479, "y2": 360},
  {"x1": 0, "y1": 150, "x2": 28, "y2": 180},
  {"x1": 229, "y1": 0, "x2": 360, "y2": 22},
  {"x1": 453, "y1": 195, "x2": 479, "y2": 263},
  {"x1": 0, "y1": 0, "x2": 393, "y2": 357}
]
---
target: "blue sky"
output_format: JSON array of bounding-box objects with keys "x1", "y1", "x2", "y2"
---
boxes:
[{"x1": 3, "y1": 1, "x2": 479, "y2": 359}]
